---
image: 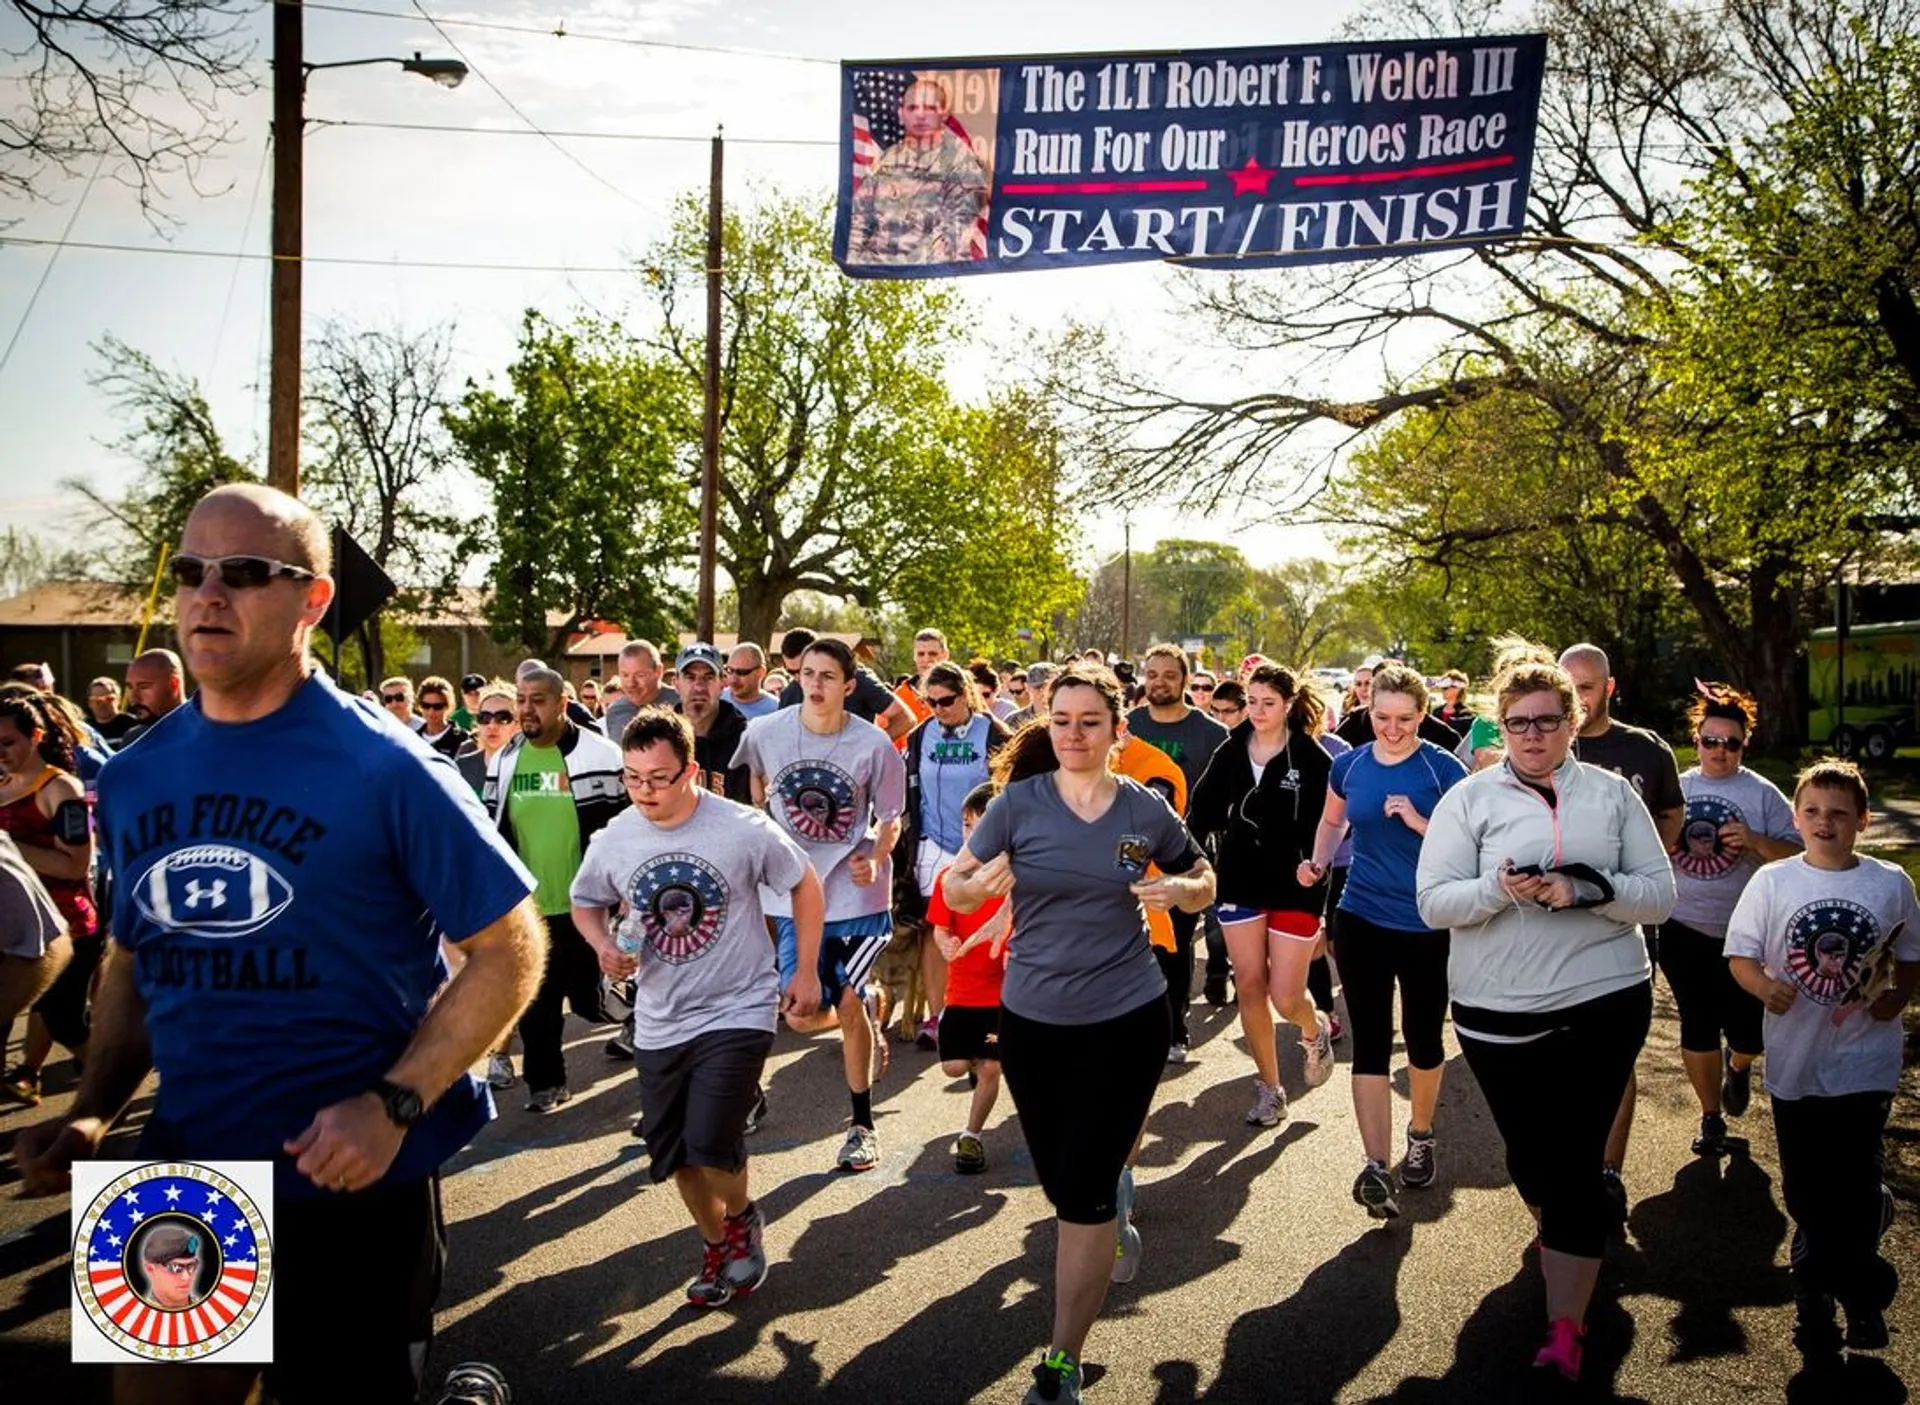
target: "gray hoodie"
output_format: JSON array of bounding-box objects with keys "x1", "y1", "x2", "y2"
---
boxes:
[{"x1": 1417, "y1": 756, "x2": 1674, "y2": 1024}]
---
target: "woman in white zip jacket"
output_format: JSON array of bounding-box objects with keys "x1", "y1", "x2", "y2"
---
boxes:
[{"x1": 1416, "y1": 658, "x2": 1675, "y2": 1385}]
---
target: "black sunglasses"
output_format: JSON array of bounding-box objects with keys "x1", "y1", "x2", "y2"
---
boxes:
[
  {"x1": 172, "y1": 552, "x2": 316, "y2": 590},
  {"x1": 927, "y1": 693, "x2": 962, "y2": 708},
  {"x1": 726, "y1": 666, "x2": 758, "y2": 677},
  {"x1": 381, "y1": 692, "x2": 409, "y2": 705},
  {"x1": 1697, "y1": 734, "x2": 1745, "y2": 752},
  {"x1": 477, "y1": 709, "x2": 515, "y2": 725},
  {"x1": 1191, "y1": 681, "x2": 1215, "y2": 692},
  {"x1": 420, "y1": 701, "x2": 447, "y2": 712}
]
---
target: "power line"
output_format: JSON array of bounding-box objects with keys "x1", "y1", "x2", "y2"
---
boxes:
[
  {"x1": 308, "y1": 116, "x2": 835, "y2": 147},
  {"x1": 208, "y1": 136, "x2": 273, "y2": 385},
  {"x1": 0, "y1": 153, "x2": 106, "y2": 382},
  {"x1": 0, "y1": 235, "x2": 639, "y2": 275},
  {"x1": 404, "y1": 0, "x2": 653, "y2": 211},
  {"x1": 290, "y1": 0, "x2": 838, "y2": 65}
]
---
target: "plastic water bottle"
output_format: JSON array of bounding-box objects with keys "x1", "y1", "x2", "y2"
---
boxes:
[{"x1": 614, "y1": 912, "x2": 644, "y2": 956}]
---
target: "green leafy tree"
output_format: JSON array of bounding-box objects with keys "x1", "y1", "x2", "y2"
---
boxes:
[
  {"x1": 446, "y1": 313, "x2": 696, "y2": 655},
  {"x1": 0, "y1": 528, "x2": 91, "y2": 597},
  {"x1": 66, "y1": 335, "x2": 256, "y2": 587},
  {"x1": 1141, "y1": 539, "x2": 1252, "y2": 644},
  {"x1": 645, "y1": 193, "x2": 1078, "y2": 644}
]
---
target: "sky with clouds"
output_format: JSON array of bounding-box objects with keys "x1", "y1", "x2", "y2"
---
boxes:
[{"x1": 0, "y1": 0, "x2": 1381, "y2": 576}]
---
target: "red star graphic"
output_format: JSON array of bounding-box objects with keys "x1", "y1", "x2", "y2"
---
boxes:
[{"x1": 1224, "y1": 157, "x2": 1278, "y2": 197}]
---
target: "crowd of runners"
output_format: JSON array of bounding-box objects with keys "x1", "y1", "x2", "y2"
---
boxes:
[{"x1": 1, "y1": 484, "x2": 1916, "y2": 1404}]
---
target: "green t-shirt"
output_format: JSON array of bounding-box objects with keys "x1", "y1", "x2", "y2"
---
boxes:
[
  {"x1": 451, "y1": 705, "x2": 475, "y2": 731},
  {"x1": 509, "y1": 743, "x2": 582, "y2": 916},
  {"x1": 1468, "y1": 713, "x2": 1502, "y2": 754}
]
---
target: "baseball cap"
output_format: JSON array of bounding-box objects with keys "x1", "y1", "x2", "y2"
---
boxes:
[
  {"x1": 1025, "y1": 661, "x2": 1059, "y2": 687},
  {"x1": 459, "y1": 673, "x2": 486, "y2": 692},
  {"x1": 1360, "y1": 653, "x2": 1386, "y2": 672},
  {"x1": 675, "y1": 643, "x2": 725, "y2": 674}
]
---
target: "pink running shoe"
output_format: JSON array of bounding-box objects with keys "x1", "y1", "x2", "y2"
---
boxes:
[{"x1": 1533, "y1": 1318, "x2": 1584, "y2": 1381}]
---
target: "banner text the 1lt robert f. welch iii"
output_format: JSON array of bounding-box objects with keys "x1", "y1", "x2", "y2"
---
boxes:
[{"x1": 834, "y1": 34, "x2": 1546, "y2": 278}]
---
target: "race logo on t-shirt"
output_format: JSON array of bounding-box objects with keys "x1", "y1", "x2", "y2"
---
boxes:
[
  {"x1": 1675, "y1": 796, "x2": 1743, "y2": 880},
  {"x1": 628, "y1": 853, "x2": 728, "y2": 965},
  {"x1": 772, "y1": 761, "x2": 858, "y2": 843},
  {"x1": 1783, "y1": 899, "x2": 1883, "y2": 1005}
]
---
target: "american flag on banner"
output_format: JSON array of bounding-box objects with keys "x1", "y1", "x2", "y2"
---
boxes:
[
  {"x1": 850, "y1": 67, "x2": 988, "y2": 258},
  {"x1": 84, "y1": 1178, "x2": 261, "y2": 1350}
]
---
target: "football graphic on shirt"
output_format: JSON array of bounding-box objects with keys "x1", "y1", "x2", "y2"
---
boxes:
[
  {"x1": 133, "y1": 845, "x2": 294, "y2": 939},
  {"x1": 1782, "y1": 899, "x2": 1880, "y2": 1006},
  {"x1": 1674, "y1": 796, "x2": 1743, "y2": 879},
  {"x1": 772, "y1": 761, "x2": 858, "y2": 844},
  {"x1": 627, "y1": 853, "x2": 727, "y2": 965}
]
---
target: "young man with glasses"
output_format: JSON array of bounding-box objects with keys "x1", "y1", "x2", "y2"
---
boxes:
[
  {"x1": 571, "y1": 709, "x2": 823, "y2": 1308},
  {"x1": 15, "y1": 485, "x2": 546, "y2": 1405},
  {"x1": 1559, "y1": 643, "x2": 1685, "y2": 1226},
  {"x1": 484, "y1": 666, "x2": 628, "y2": 1113},
  {"x1": 732, "y1": 638, "x2": 906, "y2": 1172},
  {"x1": 1208, "y1": 679, "x2": 1247, "y2": 728},
  {"x1": 726, "y1": 643, "x2": 779, "y2": 719},
  {"x1": 416, "y1": 676, "x2": 471, "y2": 762}
]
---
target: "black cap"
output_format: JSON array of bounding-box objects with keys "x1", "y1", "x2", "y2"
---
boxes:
[{"x1": 460, "y1": 673, "x2": 486, "y2": 692}]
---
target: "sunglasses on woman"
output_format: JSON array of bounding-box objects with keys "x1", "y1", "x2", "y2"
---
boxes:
[
  {"x1": 1696, "y1": 734, "x2": 1744, "y2": 752},
  {"x1": 171, "y1": 552, "x2": 316, "y2": 590},
  {"x1": 477, "y1": 709, "x2": 515, "y2": 725}
]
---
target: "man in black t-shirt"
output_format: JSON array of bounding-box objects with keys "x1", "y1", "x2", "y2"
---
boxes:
[{"x1": 1561, "y1": 643, "x2": 1685, "y2": 1225}]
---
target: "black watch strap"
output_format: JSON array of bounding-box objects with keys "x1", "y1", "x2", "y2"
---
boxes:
[{"x1": 374, "y1": 1079, "x2": 425, "y2": 1127}]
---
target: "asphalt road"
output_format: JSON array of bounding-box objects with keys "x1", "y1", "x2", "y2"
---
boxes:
[{"x1": 4, "y1": 977, "x2": 1917, "y2": 1404}]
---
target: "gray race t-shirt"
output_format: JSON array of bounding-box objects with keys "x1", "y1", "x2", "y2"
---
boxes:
[
  {"x1": 965, "y1": 773, "x2": 1201, "y2": 1024},
  {"x1": 731, "y1": 708, "x2": 906, "y2": 919},
  {"x1": 601, "y1": 688, "x2": 681, "y2": 744},
  {"x1": 570, "y1": 793, "x2": 808, "y2": 1048},
  {"x1": 1125, "y1": 705, "x2": 1229, "y2": 810},
  {"x1": 1670, "y1": 766, "x2": 1799, "y2": 938}
]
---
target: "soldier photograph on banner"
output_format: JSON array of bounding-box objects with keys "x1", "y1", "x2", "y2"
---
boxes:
[{"x1": 846, "y1": 67, "x2": 1000, "y2": 267}]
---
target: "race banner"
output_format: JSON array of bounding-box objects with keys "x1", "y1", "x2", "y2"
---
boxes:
[{"x1": 834, "y1": 34, "x2": 1546, "y2": 278}]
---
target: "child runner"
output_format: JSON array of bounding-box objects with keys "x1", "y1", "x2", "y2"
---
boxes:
[
  {"x1": 1726, "y1": 759, "x2": 1920, "y2": 1361},
  {"x1": 928, "y1": 782, "x2": 1012, "y2": 1174}
]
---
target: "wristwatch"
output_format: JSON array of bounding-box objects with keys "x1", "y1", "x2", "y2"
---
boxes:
[{"x1": 373, "y1": 1079, "x2": 426, "y2": 1128}]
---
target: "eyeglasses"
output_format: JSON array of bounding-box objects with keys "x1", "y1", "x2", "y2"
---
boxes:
[
  {"x1": 1697, "y1": 734, "x2": 1745, "y2": 752},
  {"x1": 1211, "y1": 705, "x2": 1244, "y2": 719},
  {"x1": 420, "y1": 701, "x2": 447, "y2": 712},
  {"x1": 726, "y1": 666, "x2": 758, "y2": 677},
  {"x1": 171, "y1": 552, "x2": 316, "y2": 591},
  {"x1": 622, "y1": 761, "x2": 691, "y2": 791},
  {"x1": 1191, "y1": 682, "x2": 1215, "y2": 693},
  {"x1": 382, "y1": 693, "x2": 410, "y2": 705},
  {"x1": 155, "y1": 1260, "x2": 199, "y2": 1278},
  {"x1": 477, "y1": 709, "x2": 515, "y2": 725},
  {"x1": 927, "y1": 693, "x2": 962, "y2": 708},
  {"x1": 1501, "y1": 713, "x2": 1567, "y2": 736}
]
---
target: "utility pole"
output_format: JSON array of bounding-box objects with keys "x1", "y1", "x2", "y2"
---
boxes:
[
  {"x1": 1120, "y1": 518, "x2": 1132, "y2": 660},
  {"x1": 696, "y1": 129, "x2": 724, "y2": 640},
  {"x1": 268, "y1": 0, "x2": 304, "y2": 495}
]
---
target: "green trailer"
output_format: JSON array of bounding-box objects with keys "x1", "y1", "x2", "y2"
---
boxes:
[{"x1": 1807, "y1": 620, "x2": 1920, "y2": 761}]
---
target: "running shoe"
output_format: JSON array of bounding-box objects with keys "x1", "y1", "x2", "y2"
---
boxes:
[
  {"x1": 1165, "y1": 1043, "x2": 1190, "y2": 1066},
  {"x1": 743, "y1": 1089, "x2": 768, "y2": 1136},
  {"x1": 1244, "y1": 1079, "x2": 1287, "y2": 1128},
  {"x1": 1399, "y1": 1129, "x2": 1437, "y2": 1190},
  {"x1": 525, "y1": 1086, "x2": 571, "y2": 1114},
  {"x1": 1600, "y1": 1166, "x2": 1628, "y2": 1228},
  {"x1": 721, "y1": 1201, "x2": 768, "y2": 1295},
  {"x1": 1, "y1": 1068, "x2": 41, "y2": 1107},
  {"x1": 630, "y1": 1118, "x2": 646, "y2": 1145},
  {"x1": 433, "y1": 1361, "x2": 512, "y2": 1404},
  {"x1": 1691, "y1": 1112, "x2": 1728, "y2": 1157},
  {"x1": 1841, "y1": 1257, "x2": 1898, "y2": 1351},
  {"x1": 954, "y1": 1131, "x2": 987, "y2": 1175},
  {"x1": 1353, "y1": 1161, "x2": 1400, "y2": 1219},
  {"x1": 686, "y1": 1240, "x2": 735, "y2": 1308},
  {"x1": 916, "y1": 1015, "x2": 939, "y2": 1050},
  {"x1": 1327, "y1": 1014, "x2": 1344, "y2": 1043},
  {"x1": 1532, "y1": 1318, "x2": 1584, "y2": 1381},
  {"x1": 485, "y1": 1053, "x2": 516, "y2": 1091},
  {"x1": 863, "y1": 983, "x2": 891, "y2": 1083},
  {"x1": 605, "y1": 1029, "x2": 634, "y2": 1060},
  {"x1": 1112, "y1": 1166, "x2": 1142, "y2": 1284},
  {"x1": 836, "y1": 1124, "x2": 880, "y2": 1173},
  {"x1": 1720, "y1": 1047, "x2": 1751, "y2": 1117},
  {"x1": 1023, "y1": 1349, "x2": 1083, "y2": 1404},
  {"x1": 1203, "y1": 973, "x2": 1233, "y2": 1006},
  {"x1": 1302, "y1": 1012, "x2": 1335, "y2": 1089}
]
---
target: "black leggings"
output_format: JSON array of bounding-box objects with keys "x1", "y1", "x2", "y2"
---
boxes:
[
  {"x1": 1773, "y1": 1091, "x2": 1894, "y2": 1307},
  {"x1": 1457, "y1": 981, "x2": 1652, "y2": 1257},
  {"x1": 1331, "y1": 908, "x2": 1449, "y2": 1077},
  {"x1": 999, "y1": 996, "x2": 1169, "y2": 1224},
  {"x1": 1656, "y1": 919, "x2": 1763, "y2": 1057}
]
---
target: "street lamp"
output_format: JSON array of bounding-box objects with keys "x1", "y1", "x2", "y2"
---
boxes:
[{"x1": 268, "y1": 4, "x2": 468, "y2": 496}]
